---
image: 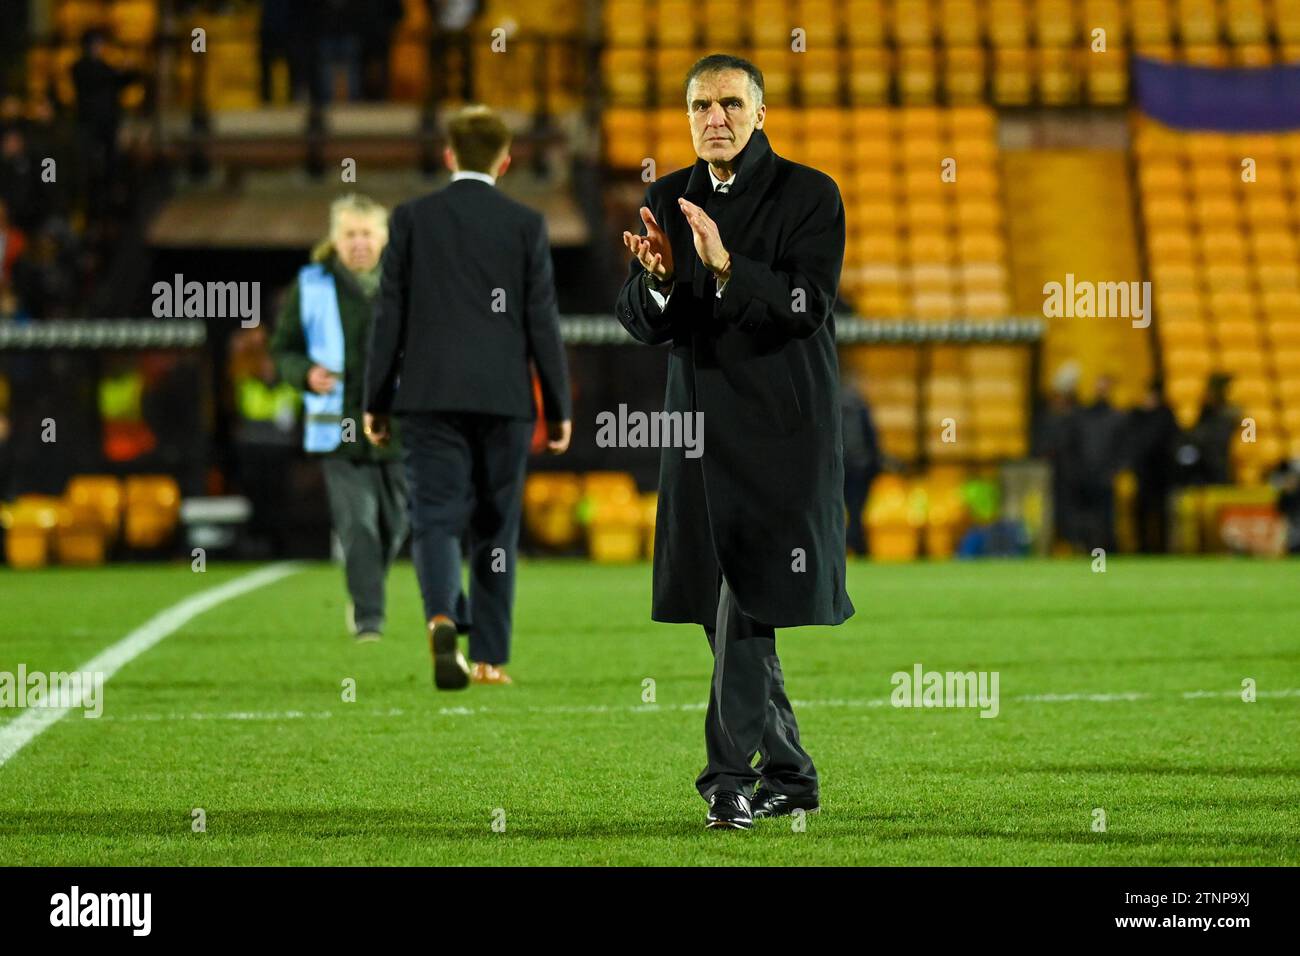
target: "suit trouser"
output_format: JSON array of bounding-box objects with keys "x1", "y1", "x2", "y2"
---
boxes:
[
  {"x1": 397, "y1": 411, "x2": 533, "y2": 665},
  {"x1": 320, "y1": 458, "x2": 409, "y2": 632},
  {"x1": 695, "y1": 576, "x2": 819, "y2": 801}
]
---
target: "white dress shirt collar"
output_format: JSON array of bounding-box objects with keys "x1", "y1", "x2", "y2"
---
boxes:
[
  {"x1": 451, "y1": 170, "x2": 497, "y2": 186},
  {"x1": 708, "y1": 166, "x2": 736, "y2": 191}
]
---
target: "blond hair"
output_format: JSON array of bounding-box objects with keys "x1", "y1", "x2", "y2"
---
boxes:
[{"x1": 310, "y1": 193, "x2": 389, "y2": 263}]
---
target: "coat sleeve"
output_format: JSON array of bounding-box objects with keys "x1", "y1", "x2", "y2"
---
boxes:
[
  {"x1": 715, "y1": 174, "x2": 845, "y2": 341},
  {"x1": 269, "y1": 281, "x2": 312, "y2": 389},
  {"x1": 615, "y1": 190, "x2": 680, "y2": 346},
  {"x1": 365, "y1": 202, "x2": 410, "y2": 414},
  {"x1": 523, "y1": 215, "x2": 573, "y2": 423}
]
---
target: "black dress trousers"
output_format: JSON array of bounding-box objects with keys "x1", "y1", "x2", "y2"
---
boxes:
[
  {"x1": 695, "y1": 575, "x2": 819, "y2": 802},
  {"x1": 397, "y1": 410, "x2": 533, "y2": 665}
]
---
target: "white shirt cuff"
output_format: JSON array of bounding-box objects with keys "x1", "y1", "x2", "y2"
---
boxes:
[
  {"x1": 648, "y1": 286, "x2": 671, "y2": 310},
  {"x1": 715, "y1": 277, "x2": 729, "y2": 298}
]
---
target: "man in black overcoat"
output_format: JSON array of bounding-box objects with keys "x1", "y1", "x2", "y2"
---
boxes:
[{"x1": 616, "y1": 54, "x2": 854, "y2": 830}]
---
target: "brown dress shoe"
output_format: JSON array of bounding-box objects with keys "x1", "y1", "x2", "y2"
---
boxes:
[{"x1": 470, "y1": 663, "x2": 513, "y2": 685}]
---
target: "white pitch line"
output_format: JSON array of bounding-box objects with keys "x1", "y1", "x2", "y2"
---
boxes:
[
  {"x1": 72, "y1": 687, "x2": 1300, "y2": 725},
  {"x1": 0, "y1": 562, "x2": 302, "y2": 768}
]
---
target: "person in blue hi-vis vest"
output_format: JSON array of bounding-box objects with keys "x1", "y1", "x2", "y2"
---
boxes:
[{"x1": 271, "y1": 194, "x2": 408, "y2": 642}]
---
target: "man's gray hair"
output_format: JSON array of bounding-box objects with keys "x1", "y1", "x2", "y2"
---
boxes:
[
  {"x1": 684, "y1": 53, "x2": 765, "y2": 107},
  {"x1": 311, "y1": 193, "x2": 388, "y2": 263}
]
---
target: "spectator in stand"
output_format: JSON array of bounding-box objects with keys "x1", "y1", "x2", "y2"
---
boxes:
[
  {"x1": 71, "y1": 29, "x2": 140, "y2": 224},
  {"x1": 260, "y1": 0, "x2": 300, "y2": 102},
  {"x1": 1188, "y1": 373, "x2": 1240, "y2": 485},
  {"x1": 14, "y1": 219, "x2": 82, "y2": 319},
  {"x1": 0, "y1": 124, "x2": 40, "y2": 233},
  {"x1": 431, "y1": 0, "x2": 483, "y2": 103},
  {"x1": 360, "y1": 1, "x2": 404, "y2": 100},
  {"x1": 0, "y1": 199, "x2": 26, "y2": 286},
  {"x1": 0, "y1": 372, "x2": 11, "y2": 500},
  {"x1": 0, "y1": 95, "x2": 21, "y2": 129},
  {"x1": 1071, "y1": 374, "x2": 1125, "y2": 553},
  {"x1": 0, "y1": 280, "x2": 31, "y2": 323},
  {"x1": 1269, "y1": 457, "x2": 1300, "y2": 554},
  {"x1": 1032, "y1": 360, "x2": 1082, "y2": 553},
  {"x1": 1125, "y1": 378, "x2": 1180, "y2": 553},
  {"x1": 316, "y1": 1, "x2": 369, "y2": 103},
  {"x1": 840, "y1": 368, "x2": 881, "y2": 557},
  {"x1": 229, "y1": 326, "x2": 301, "y2": 557}
]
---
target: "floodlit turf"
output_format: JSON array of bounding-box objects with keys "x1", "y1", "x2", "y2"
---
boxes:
[{"x1": 0, "y1": 556, "x2": 1297, "y2": 866}]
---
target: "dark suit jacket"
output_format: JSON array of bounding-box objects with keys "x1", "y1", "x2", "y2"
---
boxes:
[
  {"x1": 615, "y1": 129, "x2": 854, "y2": 628},
  {"x1": 364, "y1": 178, "x2": 572, "y2": 423}
]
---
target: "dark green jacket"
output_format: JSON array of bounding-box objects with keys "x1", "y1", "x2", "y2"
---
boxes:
[{"x1": 270, "y1": 255, "x2": 402, "y2": 461}]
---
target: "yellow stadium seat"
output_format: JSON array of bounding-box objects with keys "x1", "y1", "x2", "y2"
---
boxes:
[
  {"x1": 898, "y1": 47, "x2": 937, "y2": 104},
  {"x1": 701, "y1": 0, "x2": 744, "y2": 46},
  {"x1": 988, "y1": 0, "x2": 1030, "y2": 46},
  {"x1": 1132, "y1": 0, "x2": 1173, "y2": 44},
  {"x1": 124, "y1": 475, "x2": 181, "y2": 550},
  {"x1": 1150, "y1": 261, "x2": 1198, "y2": 290},
  {"x1": 54, "y1": 503, "x2": 107, "y2": 566},
  {"x1": 654, "y1": 0, "x2": 697, "y2": 46},
  {"x1": 1156, "y1": 289, "x2": 1205, "y2": 321},
  {"x1": 1138, "y1": 159, "x2": 1185, "y2": 194},
  {"x1": 1219, "y1": 348, "x2": 1266, "y2": 374},
  {"x1": 604, "y1": 0, "x2": 647, "y2": 45},
  {"x1": 892, "y1": 0, "x2": 936, "y2": 45},
  {"x1": 844, "y1": 0, "x2": 886, "y2": 44},
  {"x1": 1266, "y1": 321, "x2": 1300, "y2": 348},
  {"x1": 1165, "y1": 348, "x2": 1213, "y2": 379},
  {"x1": 964, "y1": 290, "x2": 1011, "y2": 317},
  {"x1": 1262, "y1": 289, "x2": 1300, "y2": 316},
  {"x1": 654, "y1": 48, "x2": 698, "y2": 104},
  {"x1": 603, "y1": 110, "x2": 650, "y2": 170},
  {"x1": 1200, "y1": 228, "x2": 1248, "y2": 259},
  {"x1": 1160, "y1": 318, "x2": 1209, "y2": 346},
  {"x1": 1193, "y1": 195, "x2": 1240, "y2": 226},
  {"x1": 1227, "y1": 376, "x2": 1271, "y2": 407},
  {"x1": 2, "y1": 496, "x2": 62, "y2": 568},
  {"x1": 1207, "y1": 289, "x2": 1257, "y2": 320},
  {"x1": 751, "y1": 0, "x2": 793, "y2": 46},
  {"x1": 799, "y1": 50, "x2": 842, "y2": 106},
  {"x1": 958, "y1": 230, "x2": 1004, "y2": 262},
  {"x1": 1214, "y1": 319, "x2": 1261, "y2": 347},
  {"x1": 110, "y1": 0, "x2": 159, "y2": 45},
  {"x1": 939, "y1": 0, "x2": 982, "y2": 44},
  {"x1": 905, "y1": 201, "x2": 950, "y2": 231},
  {"x1": 602, "y1": 50, "x2": 649, "y2": 107},
  {"x1": 1204, "y1": 261, "x2": 1251, "y2": 290},
  {"x1": 909, "y1": 230, "x2": 955, "y2": 263},
  {"x1": 943, "y1": 47, "x2": 986, "y2": 103},
  {"x1": 65, "y1": 475, "x2": 124, "y2": 541},
  {"x1": 960, "y1": 261, "x2": 1008, "y2": 291}
]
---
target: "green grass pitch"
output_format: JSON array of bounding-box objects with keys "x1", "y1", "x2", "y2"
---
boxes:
[{"x1": 1, "y1": 556, "x2": 1297, "y2": 865}]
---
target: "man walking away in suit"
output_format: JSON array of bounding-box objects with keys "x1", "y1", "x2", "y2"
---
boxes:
[
  {"x1": 364, "y1": 105, "x2": 572, "y2": 690},
  {"x1": 616, "y1": 55, "x2": 854, "y2": 830}
]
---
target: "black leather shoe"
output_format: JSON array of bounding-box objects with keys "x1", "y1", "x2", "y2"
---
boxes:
[
  {"x1": 705, "y1": 791, "x2": 753, "y2": 830},
  {"x1": 428, "y1": 615, "x2": 469, "y2": 691},
  {"x1": 751, "y1": 790, "x2": 820, "y2": 819}
]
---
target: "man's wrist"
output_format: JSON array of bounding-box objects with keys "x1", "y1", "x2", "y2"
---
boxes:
[
  {"x1": 643, "y1": 270, "x2": 674, "y2": 294},
  {"x1": 711, "y1": 252, "x2": 731, "y2": 283}
]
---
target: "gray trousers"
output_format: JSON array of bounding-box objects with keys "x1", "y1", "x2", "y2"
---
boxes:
[
  {"x1": 695, "y1": 576, "x2": 819, "y2": 802},
  {"x1": 320, "y1": 458, "x2": 409, "y2": 633}
]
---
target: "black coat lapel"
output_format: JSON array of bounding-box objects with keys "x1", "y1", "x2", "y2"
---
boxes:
[{"x1": 683, "y1": 129, "x2": 778, "y2": 299}]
